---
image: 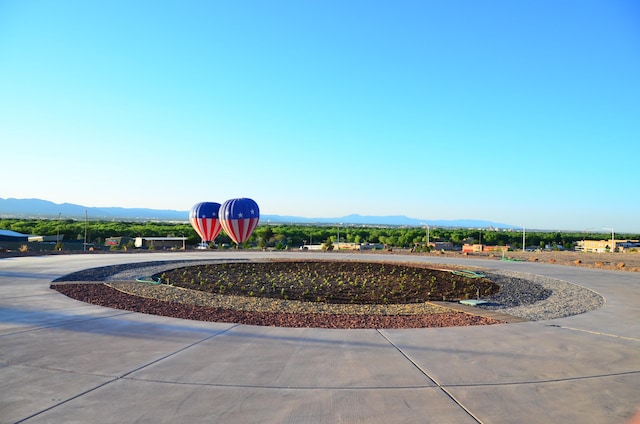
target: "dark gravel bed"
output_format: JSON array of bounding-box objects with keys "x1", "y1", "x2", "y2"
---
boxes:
[{"x1": 52, "y1": 260, "x2": 240, "y2": 282}]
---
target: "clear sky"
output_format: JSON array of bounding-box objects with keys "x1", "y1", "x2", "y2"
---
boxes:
[{"x1": 1, "y1": 1, "x2": 639, "y2": 232}]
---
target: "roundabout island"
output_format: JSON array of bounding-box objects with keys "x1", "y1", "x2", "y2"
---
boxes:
[
  {"x1": 50, "y1": 254, "x2": 604, "y2": 329},
  {"x1": 52, "y1": 259, "x2": 505, "y2": 329}
]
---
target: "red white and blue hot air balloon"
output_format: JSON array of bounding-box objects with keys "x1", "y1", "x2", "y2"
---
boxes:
[
  {"x1": 189, "y1": 202, "x2": 222, "y2": 243},
  {"x1": 219, "y1": 198, "x2": 260, "y2": 246}
]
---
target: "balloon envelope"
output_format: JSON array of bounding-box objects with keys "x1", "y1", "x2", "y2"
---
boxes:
[
  {"x1": 190, "y1": 202, "x2": 222, "y2": 242},
  {"x1": 219, "y1": 198, "x2": 260, "y2": 245}
]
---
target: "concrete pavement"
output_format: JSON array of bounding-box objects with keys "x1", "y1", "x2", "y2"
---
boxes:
[{"x1": 1, "y1": 251, "x2": 638, "y2": 423}]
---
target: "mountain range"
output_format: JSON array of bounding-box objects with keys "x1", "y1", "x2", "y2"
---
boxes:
[{"x1": 0, "y1": 197, "x2": 516, "y2": 229}]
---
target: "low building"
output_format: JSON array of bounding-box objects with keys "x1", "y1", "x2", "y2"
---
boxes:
[
  {"x1": 579, "y1": 240, "x2": 610, "y2": 253},
  {"x1": 359, "y1": 243, "x2": 385, "y2": 250},
  {"x1": 617, "y1": 241, "x2": 640, "y2": 252},
  {"x1": 0, "y1": 229, "x2": 28, "y2": 242},
  {"x1": 334, "y1": 242, "x2": 361, "y2": 251},
  {"x1": 28, "y1": 235, "x2": 64, "y2": 242},
  {"x1": 299, "y1": 244, "x2": 323, "y2": 250},
  {"x1": 462, "y1": 244, "x2": 484, "y2": 253},
  {"x1": 483, "y1": 245, "x2": 510, "y2": 253},
  {"x1": 134, "y1": 237, "x2": 186, "y2": 250},
  {"x1": 577, "y1": 239, "x2": 640, "y2": 253},
  {"x1": 432, "y1": 241, "x2": 454, "y2": 251},
  {"x1": 462, "y1": 243, "x2": 509, "y2": 253},
  {"x1": 105, "y1": 237, "x2": 134, "y2": 249},
  {"x1": 0, "y1": 230, "x2": 65, "y2": 252}
]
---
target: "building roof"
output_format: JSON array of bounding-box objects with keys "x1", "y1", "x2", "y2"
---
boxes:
[{"x1": 0, "y1": 229, "x2": 29, "y2": 238}]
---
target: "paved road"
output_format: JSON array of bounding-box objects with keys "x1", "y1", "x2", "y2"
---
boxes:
[{"x1": 1, "y1": 251, "x2": 639, "y2": 423}]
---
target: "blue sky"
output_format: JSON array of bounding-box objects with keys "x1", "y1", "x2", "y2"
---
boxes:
[{"x1": 1, "y1": 1, "x2": 639, "y2": 232}]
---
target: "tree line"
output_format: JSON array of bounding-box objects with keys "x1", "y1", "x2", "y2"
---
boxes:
[{"x1": 1, "y1": 218, "x2": 636, "y2": 251}]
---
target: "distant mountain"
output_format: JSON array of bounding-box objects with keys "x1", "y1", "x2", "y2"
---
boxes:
[
  {"x1": 263, "y1": 213, "x2": 514, "y2": 228},
  {"x1": 0, "y1": 198, "x2": 186, "y2": 221},
  {"x1": 0, "y1": 197, "x2": 516, "y2": 229}
]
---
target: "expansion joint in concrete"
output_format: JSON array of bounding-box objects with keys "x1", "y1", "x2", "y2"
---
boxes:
[
  {"x1": 376, "y1": 329, "x2": 484, "y2": 424},
  {"x1": 545, "y1": 324, "x2": 640, "y2": 342}
]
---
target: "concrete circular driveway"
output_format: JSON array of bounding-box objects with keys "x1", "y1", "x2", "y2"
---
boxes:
[{"x1": 1, "y1": 251, "x2": 639, "y2": 423}]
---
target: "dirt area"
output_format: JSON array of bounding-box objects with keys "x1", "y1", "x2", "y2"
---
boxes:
[
  {"x1": 3, "y1": 249, "x2": 639, "y2": 272},
  {"x1": 421, "y1": 250, "x2": 640, "y2": 272}
]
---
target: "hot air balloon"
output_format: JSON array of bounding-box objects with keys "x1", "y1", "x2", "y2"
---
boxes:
[
  {"x1": 190, "y1": 202, "x2": 222, "y2": 243},
  {"x1": 219, "y1": 198, "x2": 260, "y2": 246}
]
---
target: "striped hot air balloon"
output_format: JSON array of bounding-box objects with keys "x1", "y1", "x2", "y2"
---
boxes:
[
  {"x1": 219, "y1": 198, "x2": 260, "y2": 246},
  {"x1": 189, "y1": 202, "x2": 222, "y2": 243}
]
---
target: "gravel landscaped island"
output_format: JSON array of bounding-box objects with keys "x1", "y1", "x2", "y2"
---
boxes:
[{"x1": 51, "y1": 259, "x2": 605, "y2": 329}]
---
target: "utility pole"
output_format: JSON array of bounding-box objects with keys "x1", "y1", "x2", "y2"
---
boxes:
[
  {"x1": 57, "y1": 213, "x2": 61, "y2": 244},
  {"x1": 84, "y1": 210, "x2": 88, "y2": 252},
  {"x1": 421, "y1": 223, "x2": 430, "y2": 248}
]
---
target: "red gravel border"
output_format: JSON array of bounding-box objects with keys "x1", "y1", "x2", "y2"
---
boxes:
[{"x1": 52, "y1": 283, "x2": 502, "y2": 329}]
